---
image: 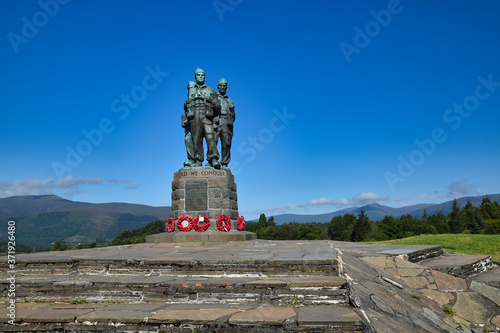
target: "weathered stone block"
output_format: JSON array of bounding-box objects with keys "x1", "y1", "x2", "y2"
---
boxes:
[
  {"x1": 208, "y1": 178, "x2": 228, "y2": 188},
  {"x1": 208, "y1": 188, "x2": 221, "y2": 198},
  {"x1": 171, "y1": 199, "x2": 184, "y2": 211},
  {"x1": 210, "y1": 198, "x2": 223, "y2": 209},
  {"x1": 221, "y1": 200, "x2": 233, "y2": 210},
  {"x1": 231, "y1": 200, "x2": 238, "y2": 210},
  {"x1": 172, "y1": 189, "x2": 185, "y2": 201},
  {"x1": 209, "y1": 209, "x2": 223, "y2": 219},
  {"x1": 172, "y1": 232, "x2": 209, "y2": 243},
  {"x1": 171, "y1": 210, "x2": 185, "y2": 221},
  {"x1": 172, "y1": 179, "x2": 184, "y2": 191},
  {"x1": 222, "y1": 210, "x2": 238, "y2": 220},
  {"x1": 146, "y1": 233, "x2": 174, "y2": 243}
]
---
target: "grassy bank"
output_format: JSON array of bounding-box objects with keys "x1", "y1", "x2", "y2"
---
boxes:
[{"x1": 371, "y1": 234, "x2": 500, "y2": 262}]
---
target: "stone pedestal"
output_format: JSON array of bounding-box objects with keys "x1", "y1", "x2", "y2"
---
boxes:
[
  {"x1": 171, "y1": 169, "x2": 238, "y2": 231},
  {"x1": 147, "y1": 168, "x2": 256, "y2": 243}
]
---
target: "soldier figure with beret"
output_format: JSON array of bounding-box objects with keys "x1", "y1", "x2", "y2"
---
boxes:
[
  {"x1": 183, "y1": 68, "x2": 221, "y2": 169},
  {"x1": 214, "y1": 78, "x2": 235, "y2": 170}
]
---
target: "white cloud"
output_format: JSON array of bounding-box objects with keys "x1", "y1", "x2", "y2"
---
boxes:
[
  {"x1": 351, "y1": 192, "x2": 388, "y2": 206},
  {"x1": 52, "y1": 175, "x2": 102, "y2": 188},
  {"x1": 248, "y1": 192, "x2": 388, "y2": 215},
  {"x1": 0, "y1": 176, "x2": 102, "y2": 198},
  {"x1": 305, "y1": 198, "x2": 350, "y2": 206},
  {"x1": 0, "y1": 178, "x2": 54, "y2": 197},
  {"x1": 447, "y1": 179, "x2": 481, "y2": 198},
  {"x1": 303, "y1": 192, "x2": 388, "y2": 208}
]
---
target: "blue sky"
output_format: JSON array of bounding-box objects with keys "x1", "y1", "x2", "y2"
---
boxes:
[{"x1": 1, "y1": 0, "x2": 500, "y2": 220}]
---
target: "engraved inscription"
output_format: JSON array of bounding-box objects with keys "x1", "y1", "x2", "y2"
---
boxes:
[
  {"x1": 185, "y1": 182, "x2": 208, "y2": 211},
  {"x1": 175, "y1": 170, "x2": 226, "y2": 179}
]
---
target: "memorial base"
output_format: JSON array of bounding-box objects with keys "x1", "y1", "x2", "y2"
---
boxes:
[
  {"x1": 164, "y1": 168, "x2": 256, "y2": 242},
  {"x1": 146, "y1": 230, "x2": 257, "y2": 243},
  {"x1": 171, "y1": 169, "x2": 239, "y2": 230}
]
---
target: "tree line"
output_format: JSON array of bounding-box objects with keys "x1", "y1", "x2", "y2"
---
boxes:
[
  {"x1": 247, "y1": 196, "x2": 500, "y2": 242},
  {"x1": 33, "y1": 195, "x2": 500, "y2": 252}
]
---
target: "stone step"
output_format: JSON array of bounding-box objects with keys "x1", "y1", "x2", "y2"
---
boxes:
[
  {"x1": 6, "y1": 241, "x2": 479, "y2": 332},
  {"x1": 418, "y1": 252, "x2": 493, "y2": 278},
  {"x1": 470, "y1": 266, "x2": 500, "y2": 289},
  {"x1": 1, "y1": 274, "x2": 348, "y2": 306},
  {"x1": 0, "y1": 303, "x2": 365, "y2": 333},
  {"x1": 2, "y1": 256, "x2": 339, "y2": 277}
]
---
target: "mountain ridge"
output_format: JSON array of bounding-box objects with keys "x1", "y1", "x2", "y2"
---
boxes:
[
  {"x1": 0, "y1": 195, "x2": 171, "y2": 246},
  {"x1": 258, "y1": 194, "x2": 500, "y2": 224}
]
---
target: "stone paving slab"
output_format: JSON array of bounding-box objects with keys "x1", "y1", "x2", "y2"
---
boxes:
[
  {"x1": 430, "y1": 269, "x2": 467, "y2": 291},
  {"x1": 149, "y1": 308, "x2": 240, "y2": 324},
  {"x1": 289, "y1": 276, "x2": 346, "y2": 287},
  {"x1": 244, "y1": 279, "x2": 288, "y2": 287},
  {"x1": 421, "y1": 253, "x2": 490, "y2": 267},
  {"x1": 96, "y1": 303, "x2": 165, "y2": 312},
  {"x1": 0, "y1": 304, "x2": 48, "y2": 323},
  {"x1": 0, "y1": 303, "x2": 99, "y2": 324},
  {"x1": 25, "y1": 309, "x2": 95, "y2": 323},
  {"x1": 470, "y1": 280, "x2": 500, "y2": 306},
  {"x1": 453, "y1": 291, "x2": 497, "y2": 324},
  {"x1": 228, "y1": 306, "x2": 296, "y2": 325},
  {"x1": 162, "y1": 303, "x2": 235, "y2": 310},
  {"x1": 295, "y1": 305, "x2": 363, "y2": 326},
  {"x1": 77, "y1": 310, "x2": 149, "y2": 324},
  {"x1": 470, "y1": 266, "x2": 500, "y2": 287}
]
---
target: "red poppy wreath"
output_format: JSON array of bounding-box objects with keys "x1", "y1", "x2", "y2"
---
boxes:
[
  {"x1": 216, "y1": 215, "x2": 231, "y2": 232},
  {"x1": 237, "y1": 216, "x2": 245, "y2": 231},
  {"x1": 177, "y1": 215, "x2": 194, "y2": 232},
  {"x1": 166, "y1": 217, "x2": 175, "y2": 233},
  {"x1": 193, "y1": 214, "x2": 210, "y2": 232}
]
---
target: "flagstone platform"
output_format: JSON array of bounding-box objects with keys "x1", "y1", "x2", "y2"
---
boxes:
[
  {"x1": 146, "y1": 229, "x2": 257, "y2": 243},
  {"x1": 1, "y1": 240, "x2": 499, "y2": 332}
]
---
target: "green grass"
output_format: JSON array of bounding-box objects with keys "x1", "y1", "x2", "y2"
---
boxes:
[
  {"x1": 371, "y1": 234, "x2": 500, "y2": 262},
  {"x1": 283, "y1": 294, "x2": 304, "y2": 307},
  {"x1": 442, "y1": 305, "x2": 454, "y2": 317}
]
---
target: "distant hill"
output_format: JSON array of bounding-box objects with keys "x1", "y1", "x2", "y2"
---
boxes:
[
  {"x1": 408, "y1": 195, "x2": 500, "y2": 219},
  {"x1": 0, "y1": 195, "x2": 171, "y2": 246},
  {"x1": 264, "y1": 194, "x2": 500, "y2": 224}
]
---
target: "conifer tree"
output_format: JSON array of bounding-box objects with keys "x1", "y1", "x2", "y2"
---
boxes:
[
  {"x1": 449, "y1": 199, "x2": 465, "y2": 234},
  {"x1": 351, "y1": 209, "x2": 371, "y2": 242},
  {"x1": 257, "y1": 213, "x2": 267, "y2": 230}
]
